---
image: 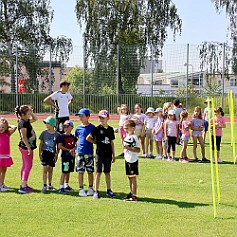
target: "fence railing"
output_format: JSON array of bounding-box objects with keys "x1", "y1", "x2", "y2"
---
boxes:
[{"x1": 0, "y1": 93, "x2": 236, "y2": 116}]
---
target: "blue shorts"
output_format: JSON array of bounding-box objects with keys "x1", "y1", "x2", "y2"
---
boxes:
[
  {"x1": 204, "y1": 120, "x2": 208, "y2": 132},
  {"x1": 76, "y1": 154, "x2": 94, "y2": 173}
]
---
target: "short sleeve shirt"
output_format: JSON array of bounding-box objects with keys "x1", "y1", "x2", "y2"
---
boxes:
[
  {"x1": 18, "y1": 119, "x2": 37, "y2": 150},
  {"x1": 39, "y1": 130, "x2": 60, "y2": 153},
  {"x1": 74, "y1": 123, "x2": 96, "y2": 155},
  {"x1": 124, "y1": 134, "x2": 140, "y2": 163},
  {"x1": 58, "y1": 134, "x2": 77, "y2": 156},
  {"x1": 90, "y1": 125, "x2": 115, "y2": 156},
  {"x1": 144, "y1": 117, "x2": 157, "y2": 129},
  {"x1": 166, "y1": 120, "x2": 178, "y2": 137},
  {"x1": 191, "y1": 118, "x2": 204, "y2": 136},
  {"x1": 132, "y1": 113, "x2": 146, "y2": 130},
  {"x1": 50, "y1": 91, "x2": 73, "y2": 118}
]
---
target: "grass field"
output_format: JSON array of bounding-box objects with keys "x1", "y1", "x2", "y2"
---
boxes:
[{"x1": 1, "y1": 119, "x2": 237, "y2": 237}]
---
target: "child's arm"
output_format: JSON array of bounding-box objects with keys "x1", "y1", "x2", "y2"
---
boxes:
[
  {"x1": 111, "y1": 140, "x2": 116, "y2": 163},
  {"x1": 29, "y1": 107, "x2": 38, "y2": 123},
  {"x1": 176, "y1": 123, "x2": 179, "y2": 142},
  {"x1": 190, "y1": 120, "x2": 195, "y2": 131},
  {"x1": 39, "y1": 140, "x2": 43, "y2": 161},
  {"x1": 86, "y1": 134, "x2": 96, "y2": 144},
  {"x1": 123, "y1": 145, "x2": 140, "y2": 153},
  {"x1": 156, "y1": 122, "x2": 164, "y2": 134},
  {"x1": 8, "y1": 124, "x2": 17, "y2": 135},
  {"x1": 164, "y1": 121, "x2": 168, "y2": 140},
  {"x1": 20, "y1": 128, "x2": 32, "y2": 155}
]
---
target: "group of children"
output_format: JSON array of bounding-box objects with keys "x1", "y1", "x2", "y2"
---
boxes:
[
  {"x1": 0, "y1": 105, "x2": 139, "y2": 201},
  {"x1": 118, "y1": 99, "x2": 226, "y2": 163},
  {"x1": 0, "y1": 99, "x2": 226, "y2": 201}
]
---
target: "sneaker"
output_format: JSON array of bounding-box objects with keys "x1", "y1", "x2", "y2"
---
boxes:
[
  {"x1": 200, "y1": 157, "x2": 210, "y2": 163},
  {"x1": 18, "y1": 186, "x2": 30, "y2": 194},
  {"x1": 191, "y1": 157, "x2": 199, "y2": 162},
  {"x1": 48, "y1": 185, "x2": 57, "y2": 191},
  {"x1": 123, "y1": 192, "x2": 132, "y2": 200},
  {"x1": 155, "y1": 155, "x2": 162, "y2": 160},
  {"x1": 26, "y1": 186, "x2": 33, "y2": 193},
  {"x1": 79, "y1": 188, "x2": 87, "y2": 197},
  {"x1": 218, "y1": 158, "x2": 223, "y2": 163},
  {"x1": 87, "y1": 187, "x2": 94, "y2": 196},
  {"x1": 93, "y1": 191, "x2": 100, "y2": 199},
  {"x1": 64, "y1": 185, "x2": 73, "y2": 191},
  {"x1": 182, "y1": 158, "x2": 189, "y2": 163},
  {"x1": 106, "y1": 190, "x2": 116, "y2": 198},
  {"x1": 2, "y1": 184, "x2": 10, "y2": 190},
  {"x1": 124, "y1": 195, "x2": 138, "y2": 202},
  {"x1": 0, "y1": 186, "x2": 8, "y2": 192},
  {"x1": 150, "y1": 154, "x2": 155, "y2": 159},
  {"x1": 179, "y1": 158, "x2": 183, "y2": 163},
  {"x1": 58, "y1": 188, "x2": 67, "y2": 194},
  {"x1": 41, "y1": 186, "x2": 47, "y2": 193},
  {"x1": 142, "y1": 153, "x2": 146, "y2": 157}
]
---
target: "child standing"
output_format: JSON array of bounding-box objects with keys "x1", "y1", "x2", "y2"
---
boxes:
[
  {"x1": 86, "y1": 110, "x2": 116, "y2": 199},
  {"x1": 164, "y1": 110, "x2": 179, "y2": 161},
  {"x1": 39, "y1": 116, "x2": 60, "y2": 193},
  {"x1": 179, "y1": 111, "x2": 190, "y2": 163},
  {"x1": 0, "y1": 118, "x2": 17, "y2": 192},
  {"x1": 58, "y1": 120, "x2": 77, "y2": 194},
  {"x1": 191, "y1": 106, "x2": 209, "y2": 163},
  {"x1": 75, "y1": 108, "x2": 96, "y2": 197},
  {"x1": 15, "y1": 105, "x2": 38, "y2": 194},
  {"x1": 123, "y1": 120, "x2": 140, "y2": 201},
  {"x1": 211, "y1": 107, "x2": 226, "y2": 163},
  {"x1": 152, "y1": 108, "x2": 164, "y2": 159},
  {"x1": 203, "y1": 100, "x2": 212, "y2": 143},
  {"x1": 132, "y1": 103, "x2": 146, "y2": 156},
  {"x1": 144, "y1": 107, "x2": 157, "y2": 158}
]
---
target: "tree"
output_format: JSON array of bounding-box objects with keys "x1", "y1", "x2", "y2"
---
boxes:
[
  {"x1": 75, "y1": 0, "x2": 182, "y2": 94},
  {"x1": 0, "y1": 0, "x2": 53, "y2": 92}
]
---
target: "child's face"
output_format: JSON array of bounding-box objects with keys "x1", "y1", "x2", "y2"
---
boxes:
[
  {"x1": 123, "y1": 124, "x2": 135, "y2": 135},
  {"x1": 46, "y1": 123, "x2": 54, "y2": 130},
  {"x1": 64, "y1": 125, "x2": 73, "y2": 133},
  {"x1": 79, "y1": 114, "x2": 89, "y2": 124},
  {"x1": 168, "y1": 114, "x2": 174, "y2": 120},
  {"x1": 147, "y1": 112, "x2": 154, "y2": 118},
  {"x1": 0, "y1": 123, "x2": 7, "y2": 133},
  {"x1": 134, "y1": 105, "x2": 141, "y2": 113},
  {"x1": 99, "y1": 116, "x2": 108, "y2": 125},
  {"x1": 194, "y1": 109, "x2": 200, "y2": 116},
  {"x1": 121, "y1": 107, "x2": 128, "y2": 114}
]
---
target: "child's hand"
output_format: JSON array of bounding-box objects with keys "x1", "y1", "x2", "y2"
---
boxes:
[
  {"x1": 54, "y1": 155, "x2": 58, "y2": 163},
  {"x1": 69, "y1": 150, "x2": 76, "y2": 157},
  {"x1": 39, "y1": 155, "x2": 43, "y2": 161},
  {"x1": 112, "y1": 155, "x2": 116, "y2": 163}
]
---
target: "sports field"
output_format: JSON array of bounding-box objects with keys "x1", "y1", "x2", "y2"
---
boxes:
[{"x1": 1, "y1": 119, "x2": 237, "y2": 237}]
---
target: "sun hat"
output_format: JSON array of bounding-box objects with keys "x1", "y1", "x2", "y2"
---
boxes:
[
  {"x1": 43, "y1": 116, "x2": 56, "y2": 127},
  {"x1": 64, "y1": 120, "x2": 74, "y2": 127},
  {"x1": 75, "y1": 108, "x2": 90, "y2": 116},
  {"x1": 155, "y1": 107, "x2": 163, "y2": 113},
  {"x1": 145, "y1": 107, "x2": 155, "y2": 114},
  {"x1": 168, "y1": 110, "x2": 175, "y2": 115},
  {"x1": 98, "y1": 110, "x2": 109, "y2": 118}
]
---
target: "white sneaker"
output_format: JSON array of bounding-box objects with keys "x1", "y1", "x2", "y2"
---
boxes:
[
  {"x1": 0, "y1": 186, "x2": 8, "y2": 192},
  {"x1": 155, "y1": 154, "x2": 162, "y2": 160},
  {"x1": 87, "y1": 187, "x2": 94, "y2": 196},
  {"x1": 41, "y1": 186, "x2": 47, "y2": 193},
  {"x1": 79, "y1": 188, "x2": 87, "y2": 197}
]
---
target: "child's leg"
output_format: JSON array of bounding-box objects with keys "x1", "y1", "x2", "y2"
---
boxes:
[
  {"x1": 140, "y1": 135, "x2": 145, "y2": 154},
  {"x1": 149, "y1": 138, "x2": 153, "y2": 155},
  {"x1": 20, "y1": 148, "x2": 33, "y2": 187},
  {"x1": 78, "y1": 172, "x2": 84, "y2": 188},
  {"x1": 145, "y1": 136, "x2": 149, "y2": 155},
  {"x1": 48, "y1": 166, "x2": 54, "y2": 185},
  {"x1": 42, "y1": 166, "x2": 48, "y2": 185},
  {"x1": 94, "y1": 172, "x2": 102, "y2": 191},
  {"x1": 129, "y1": 176, "x2": 137, "y2": 196},
  {"x1": 158, "y1": 141, "x2": 163, "y2": 156},
  {"x1": 60, "y1": 173, "x2": 66, "y2": 186},
  {"x1": 181, "y1": 140, "x2": 188, "y2": 158},
  {"x1": 155, "y1": 141, "x2": 159, "y2": 155},
  {"x1": 167, "y1": 137, "x2": 171, "y2": 158},
  {"x1": 0, "y1": 167, "x2": 7, "y2": 186},
  {"x1": 171, "y1": 137, "x2": 176, "y2": 159},
  {"x1": 88, "y1": 172, "x2": 94, "y2": 187},
  {"x1": 192, "y1": 136, "x2": 198, "y2": 158},
  {"x1": 198, "y1": 136, "x2": 205, "y2": 158},
  {"x1": 104, "y1": 172, "x2": 111, "y2": 190}
]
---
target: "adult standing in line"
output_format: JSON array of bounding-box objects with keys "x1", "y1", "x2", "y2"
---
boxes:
[{"x1": 44, "y1": 80, "x2": 74, "y2": 134}]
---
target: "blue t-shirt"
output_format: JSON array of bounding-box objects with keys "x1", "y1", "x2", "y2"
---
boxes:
[{"x1": 74, "y1": 123, "x2": 96, "y2": 155}]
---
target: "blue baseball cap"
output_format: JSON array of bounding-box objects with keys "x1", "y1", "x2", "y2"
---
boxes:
[{"x1": 75, "y1": 108, "x2": 90, "y2": 116}]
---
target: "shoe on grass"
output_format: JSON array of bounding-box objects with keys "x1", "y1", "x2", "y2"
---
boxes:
[
  {"x1": 93, "y1": 191, "x2": 100, "y2": 199},
  {"x1": 79, "y1": 188, "x2": 87, "y2": 197},
  {"x1": 58, "y1": 188, "x2": 66, "y2": 194},
  {"x1": 106, "y1": 190, "x2": 116, "y2": 198},
  {"x1": 87, "y1": 187, "x2": 94, "y2": 196},
  {"x1": 41, "y1": 186, "x2": 47, "y2": 193},
  {"x1": 64, "y1": 185, "x2": 73, "y2": 191}
]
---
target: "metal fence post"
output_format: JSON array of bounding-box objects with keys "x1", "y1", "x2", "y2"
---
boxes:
[
  {"x1": 83, "y1": 39, "x2": 86, "y2": 108},
  {"x1": 186, "y1": 44, "x2": 189, "y2": 110},
  {"x1": 151, "y1": 46, "x2": 154, "y2": 107},
  {"x1": 15, "y1": 45, "x2": 19, "y2": 106},
  {"x1": 222, "y1": 43, "x2": 225, "y2": 109},
  {"x1": 49, "y1": 44, "x2": 52, "y2": 113},
  {"x1": 117, "y1": 45, "x2": 120, "y2": 106}
]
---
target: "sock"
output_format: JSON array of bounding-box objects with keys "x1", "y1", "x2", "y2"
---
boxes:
[
  {"x1": 80, "y1": 186, "x2": 83, "y2": 189},
  {"x1": 49, "y1": 183, "x2": 51, "y2": 187},
  {"x1": 60, "y1": 185, "x2": 64, "y2": 189},
  {"x1": 89, "y1": 185, "x2": 93, "y2": 188},
  {"x1": 107, "y1": 189, "x2": 111, "y2": 192},
  {"x1": 44, "y1": 184, "x2": 47, "y2": 187},
  {"x1": 65, "y1": 183, "x2": 69, "y2": 188}
]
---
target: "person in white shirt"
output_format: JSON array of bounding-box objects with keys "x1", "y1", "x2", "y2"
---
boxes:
[{"x1": 44, "y1": 80, "x2": 74, "y2": 134}]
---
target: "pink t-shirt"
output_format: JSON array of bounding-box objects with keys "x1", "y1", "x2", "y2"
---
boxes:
[
  {"x1": 181, "y1": 120, "x2": 190, "y2": 136},
  {"x1": 0, "y1": 132, "x2": 10, "y2": 157},
  {"x1": 212, "y1": 117, "x2": 225, "y2": 136},
  {"x1": 166, "y1": 120, "x2": 178, "y2": 137}
]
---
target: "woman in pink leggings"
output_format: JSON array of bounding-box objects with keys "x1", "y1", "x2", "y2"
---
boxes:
[{"x1": 15, "y1": 105, "x2": 38, "y2": 194}]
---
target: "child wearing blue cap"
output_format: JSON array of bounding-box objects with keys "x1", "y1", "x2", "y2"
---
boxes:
[
  {"x1": 39, "y1": 116, "x2": 60, "y2": 192},
  {"x1": 75, "y1": 108, "x2": 96, "y2": 197}
]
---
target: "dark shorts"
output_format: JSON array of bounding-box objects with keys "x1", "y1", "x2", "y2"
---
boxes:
[
  {"x1": 56, "y1": 116, "x2": 69, "y2": 134},
  {"x1": 61, "y1": 153, "x2": 75, "y2": 173},
  {"x1": 41, "y1": 150, "x2": 55, "y2": 167},
  {"x1": 125, "y1": 160, "x2": 139, "y2": 176},
  {"x1": 76, "y1": 154, "x2": 94, "y2": 173},
  {"x1": 204, "y1": 120, "x2": 208, "y2": 132},
  {"x1": 96, "y1": 155, "x2": 112, "y2": 173}
]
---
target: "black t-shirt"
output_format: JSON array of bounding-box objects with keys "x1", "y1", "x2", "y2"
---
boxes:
[
  {"x1": 90, "y1": 125, "x2": 115, "y2": 156},
  {"x1": 58, "y1": 134, "x2": 77, "y2": 156},
  {"x1": 18, "y1": 119, "x2": 37, "y2": 150}
]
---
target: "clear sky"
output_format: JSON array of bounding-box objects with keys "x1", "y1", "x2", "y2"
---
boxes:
[{"x1": 49, "y1": 0, "x2": 231, "y2": 46}]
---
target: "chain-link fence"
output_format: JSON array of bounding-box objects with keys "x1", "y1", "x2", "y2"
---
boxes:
[{"x1": 0, "y1": 43, "x2": 236, "y2": 114}]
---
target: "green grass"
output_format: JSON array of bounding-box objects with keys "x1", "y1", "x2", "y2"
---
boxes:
[{"x1": 1, "y1": 120, "x2": 237, "y2": 237}]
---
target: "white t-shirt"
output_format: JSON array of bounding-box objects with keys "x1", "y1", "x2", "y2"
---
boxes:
[
  {"x1": 124, "y1": 134, "x2": 140, "y2": 163},
  {"x1": 144, "y1": 117, "x2": 157, "y2": 129},
  {"x1": 132, "y1": 113, "x2": 146, "y2": 130},
  {"x1": 119, "y1": 114, "x2": 131, "y2": 126},
  {"x1": 50, "y1": 91, "x2": 73, "y2": 118},
  {"x1": 204, "y1": 107, "x2": 212, "y2": 121}
]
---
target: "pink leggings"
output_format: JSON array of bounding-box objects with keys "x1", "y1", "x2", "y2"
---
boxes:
[{"x1": 19, "y1": 147, "x2": 34, "y2": 182}]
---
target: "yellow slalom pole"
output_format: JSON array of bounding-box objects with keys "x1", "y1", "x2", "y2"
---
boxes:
[
  {"x1": 208, "y1": 99, "x2": 217, "y2": 218},
  {"x1": 211, "y1": 98, "x2": 221, "y2": 204},
  {"x1": 230, "y1": 91, "x2": 236, "y2": 164}
]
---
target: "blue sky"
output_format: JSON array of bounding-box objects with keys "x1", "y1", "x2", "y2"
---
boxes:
[{"x1": 50, "y1": 0, "x2": 231, "y2": 46}]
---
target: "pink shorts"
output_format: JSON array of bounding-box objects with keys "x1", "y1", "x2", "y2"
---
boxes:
[
  {"x1": 0, "y1": 157, "x2": 13, "y2": 167},
  {"x1": 119, "y1": 126, "x2": 126, "y2": 139}
]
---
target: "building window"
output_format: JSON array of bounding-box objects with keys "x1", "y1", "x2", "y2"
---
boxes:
[{"x1": 230, "y1": 79, "x2": 237, "y2": 86}]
